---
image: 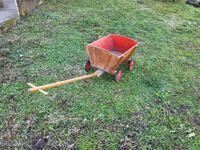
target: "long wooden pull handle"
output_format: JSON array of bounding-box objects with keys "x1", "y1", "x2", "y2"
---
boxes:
[
  {"x1": 28, "y1": 72, "x2": 98, "y2": 93},
  {"x1": 27, "y1": 83, "x2": 48, "y2": 95}
]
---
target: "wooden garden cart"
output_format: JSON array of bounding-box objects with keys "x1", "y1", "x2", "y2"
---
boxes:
[{"x1": 28, "y1": 34, "x2": 138, "y2": 95}]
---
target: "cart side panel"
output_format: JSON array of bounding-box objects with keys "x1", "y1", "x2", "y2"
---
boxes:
[
  {"x1": 86, "y1": 46, "x2": 121, "y2": 74},
  {"x1": 111, "y1": 34, "x2": 138, "y2": 53},
  {"x1": 89, "y1": 36, "x2": 113, "y2": 52},
  {"x1": 120, "y1": 47, "x2": 137, "y2": 63}
]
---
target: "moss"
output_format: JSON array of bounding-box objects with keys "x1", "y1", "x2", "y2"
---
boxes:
[
  {"x1": 0, "y1": 0, "x2": 3, "y2": 8},
  {"x1": 17, "y1": 0, "x2": 43, "y2": 16},
  {"x1": 0, "y1": 18, "x2": 17, "y2": 33}
]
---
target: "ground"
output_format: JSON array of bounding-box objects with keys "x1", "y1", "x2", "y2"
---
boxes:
[{"x1": 0, "y1": 0, "x2": 200, "y2": 149}]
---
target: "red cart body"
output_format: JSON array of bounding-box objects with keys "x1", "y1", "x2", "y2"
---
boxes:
[{"x1": 86, "y1": 34, "x2": 138, "y2": 74}]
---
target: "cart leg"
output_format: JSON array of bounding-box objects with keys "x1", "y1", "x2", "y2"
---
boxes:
[
  {"x1": 115, "y1": 70, "x2": 122, "y2": 82},
  {"x1": 85, "y1": 60, "x2": 92, "y2": 72}
]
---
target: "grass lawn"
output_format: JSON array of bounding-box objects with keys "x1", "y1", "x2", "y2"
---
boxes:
[{"x1": 0, "y1": 0, "x2": 200, "y2": 149}]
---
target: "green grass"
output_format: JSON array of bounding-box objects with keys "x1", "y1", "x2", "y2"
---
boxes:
[{"x1": 0, "y1": 0, "x2": 200, "y2": 149}]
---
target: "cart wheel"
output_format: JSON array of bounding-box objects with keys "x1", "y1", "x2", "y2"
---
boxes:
[
  {"x1": 85, "y1": 60, "x2": 91, "y2": 72},
  {"x1": 115, "y1": 70, "x2": 122, "y2": 82},
  {"x1": 129, "y1": 60, "x2": 135, "y2": 71}
]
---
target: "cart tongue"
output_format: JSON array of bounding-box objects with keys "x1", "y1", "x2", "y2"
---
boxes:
[{"x1": 28, "y1": 69, "x2": 104, "y2": 95}]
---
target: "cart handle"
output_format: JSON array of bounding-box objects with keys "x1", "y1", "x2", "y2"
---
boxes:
[{"x1": 28, "y1": 70, "x2": 104, "y2": 94}]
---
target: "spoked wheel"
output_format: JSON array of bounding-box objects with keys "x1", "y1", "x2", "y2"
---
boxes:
[
  {"x1": 128, "y1": 59, "x2": 135, "y2": 71},
  {"x1": 85, "y1": 60, "x2": 92, "y2": 72},
  {"x1": 115, "y1": 70, "x2": 123, "y2": 82}
]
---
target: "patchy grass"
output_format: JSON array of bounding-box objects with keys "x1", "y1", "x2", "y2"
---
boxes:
[{"x1": 0, "y1": 0, "x2": 200, "y2": 149}]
